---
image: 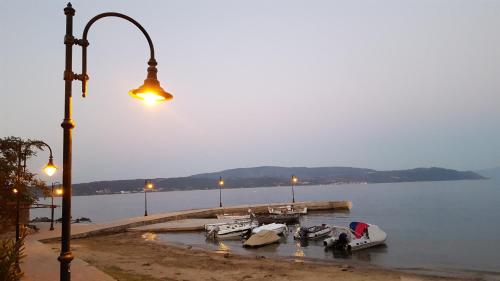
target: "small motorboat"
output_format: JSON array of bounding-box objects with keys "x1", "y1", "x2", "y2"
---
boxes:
[
  {"x1": 252, "y1": 223, "x2": 288, "y2": 235},
  {"x1": 206, "y1": 220, "x2": 257, "y2": 240},
  {"x1": 255, "y1": 213, "x2": 300, "y2": 224},
  {"x1": 268, "y1": 205, "x2": 307, "y2": 215},
  {"x1": 294, "y1": 224, "x2": 332, "y2": 240},
  {"x1": 205, "y1": 218, "x2": 256, "y2": 232},
  {"x1": 323, "y1": 222, "x2": 387, "y2": 251},
  {"x1": 243, "y1": 230, "x2": 280, "y2": 248}
]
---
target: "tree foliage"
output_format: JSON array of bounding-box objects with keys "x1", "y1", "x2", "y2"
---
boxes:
[
  {"x1": 0, "y1": 230, "x2": 26, "y2": 281},
  {"x1": 0, "y1": 136, "x2": 50, "y2": 227}
]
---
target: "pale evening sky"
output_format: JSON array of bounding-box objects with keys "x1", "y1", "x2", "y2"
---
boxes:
[{"x1": 1, "y1": 0, "x2": 500, "y2": 183}]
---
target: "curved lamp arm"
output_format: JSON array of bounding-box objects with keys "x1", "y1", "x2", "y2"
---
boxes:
[
  {"x1": 80, "y1": 12, "x2": 157, "y2": 97},
  {"x1": 18, "y1": 140, "x2": 55, "y2": 175},
  {"x1": 30, "y1": 141, "x2": 54, "y2": 160}
]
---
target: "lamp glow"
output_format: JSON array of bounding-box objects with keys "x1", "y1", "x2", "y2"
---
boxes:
[
  {"x1": 13, "y1": 188, "x2": 18, "y2": 194},
  {"x1": 219, "y1": 179, "x2": 224, "y2": 187},
  {"x1": 44, "y1": 158, "x2": 57, "y2": 177},
  {"x1": 146, "y1": 182, "x2": 154, "y2": 189},
  {"x1": 129, "y1": 77, "x2": 172, "y2": 106},
  {"x1": 56, "y1": 188, "x2": 63, "y2": 196},
  {"x1": 292, "y1": 176, "x2": 298, "y2": 184}
]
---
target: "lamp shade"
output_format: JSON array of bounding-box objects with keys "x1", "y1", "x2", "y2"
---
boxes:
[
  {"x1": 44, "y1": 158, "x2": 57, "y2": 177},
  {"x1": 128, "y1": 67, "x2": 173, "y2": 105}
]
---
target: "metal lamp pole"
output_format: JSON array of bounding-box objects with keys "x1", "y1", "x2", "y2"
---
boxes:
[
  {"x1": 50, "y1": 183, "x2": 55, "y2": 230},
  {"x1": 291, "y1": 175, "x2": 298, "y2": 203},
  {"x1": 14, "y1": 140, "x2": 57, "y2": 240},
  {"x1": 13, "y1": 188, "x2": 19, "y2": 242},
  {"x1": 144, "y1": 181, "x2": 148, "y2": 216},
  {"x1": 144, "y1": 180, "x2": 154, "y2": 216},
  {"x1": 59, "y1": 3, "x2": 172, "y2": 280},
  {"x1": 218, "y1": 177, "x2": 224, "y2": 207},
  {"x1": 50, "y1": 182, "x2": 61, "y2": 231}
]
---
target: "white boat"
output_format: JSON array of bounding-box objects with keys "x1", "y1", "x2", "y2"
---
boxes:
[
  {"x1": 323, "y1": 222, "x2": 387, "y2": 251},
  {"x1": 216, "y1": 214, "x2": 251, "y2": 220},
  {"x1": 206, "y1": 221, "x2": 257, "y2": 240},
  {"x1": 243, "y1": 230, "x2": 280, "y2": 248},
  {"x1": 294, "y1": 224, "x2": 332, "y2": 240},
  {"x1": 205, "y1": 218, "x2": 256, "y2": 232},
  {"x1": 252, "y1": 223, "x2": 288, "y2": 235},
  {"x1": 268, "y1": 205, "x2": 307, "y2": 215}
]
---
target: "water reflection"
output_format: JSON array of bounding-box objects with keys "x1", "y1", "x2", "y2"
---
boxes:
[
  {"x1": 294, "y1": 242, "x2": 305, "y2": 257},
  {"x1": 216, "y1": 242, "x2": 230, "y2": 253},
  {"x1": 141, "y1": 232, "x2": 157, "y2": 241}
]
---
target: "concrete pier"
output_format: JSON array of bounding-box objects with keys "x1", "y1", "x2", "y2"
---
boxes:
[
  {"x1": 36, "y1": 200, "x2": 351, "y2": 242},
  {"x1": 22, "y1": 200, "x2": 350, "y2": 281}
]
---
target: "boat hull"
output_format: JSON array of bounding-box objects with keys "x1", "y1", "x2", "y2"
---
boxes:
[{"x1": 255, "y1": 214, "x2": 300, "y2": 224}]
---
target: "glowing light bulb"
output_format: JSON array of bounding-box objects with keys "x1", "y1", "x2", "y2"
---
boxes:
[{"x1": 44, "y1": 160, "x2": 57, "y2": 177}]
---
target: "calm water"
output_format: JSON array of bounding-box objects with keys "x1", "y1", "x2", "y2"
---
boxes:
[{"x1": 33, "y1": 180, "x2": 500, "y2": 277}]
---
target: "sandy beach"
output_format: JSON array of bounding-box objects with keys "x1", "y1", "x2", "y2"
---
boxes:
[{"x1": 45, "y1": 232, "x2": 467, "y2": 281}]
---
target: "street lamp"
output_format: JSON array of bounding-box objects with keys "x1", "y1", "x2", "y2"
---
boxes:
[
  {"x1": 50, "y1": 182, "x2": 62, "y2": 231},
  {"x1": 291, "y1": 175, "x2": 298, "y2": 203},
  {"x1": 218, "y1": 177, "x2": 224, "y2": 208},
  {"x1": 144, "y1": 180, "x2": 154, "y2": 216},
  {"x1": 12, "y1": 188, "x2": 19, "y2": 244},
  {"x1": 59, "y1": 4, "x2": 172, "y2": 280},
  {"x1": 15, "y1": 140, "x2": 57, "y2": 242}
]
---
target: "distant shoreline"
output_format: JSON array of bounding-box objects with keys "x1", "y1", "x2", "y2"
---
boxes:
[{"x1": 69, "y1": 177, "x2": 487, "y2": 197}]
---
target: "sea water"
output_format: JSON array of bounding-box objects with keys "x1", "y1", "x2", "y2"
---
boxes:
[{"x1": 32, "y1": 179, "x2": 500, "y2": 277}]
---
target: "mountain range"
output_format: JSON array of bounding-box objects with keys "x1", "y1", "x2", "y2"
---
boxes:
[{"x1": 71, "y1": 166, "x2": 486, "y2": 196}]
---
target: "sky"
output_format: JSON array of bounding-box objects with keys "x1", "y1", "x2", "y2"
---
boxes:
[{"x1": 1, "y1": 0, "x2": 500, "y2": 183}]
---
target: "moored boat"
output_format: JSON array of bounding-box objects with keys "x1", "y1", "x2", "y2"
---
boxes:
[
  {"x1": 323, "y1": 222, "x2": 387, "y2": 251},
  {"x1": 204, "y1": 218, "x2": 256, "y2": 232},
  {"x1": 294, "y1": 224, "x2": 332, "y2": 240},
  {"x1": 268, "y1": 205, "x2": 307, "y2": 215},
  {"x1": 216, "y1": 213, "x2": 251, "y2": 220},
  {"x1": 252, "y1": 223, "x2": 288, "y2": 235},
  {"x1": 243, "y1": 230, "x2": 281, "y2": 248},
  {"x1": 255, "y1": 213, "x2": 300, "y2": 224},
  {"x1": 205, "y1": 220, "x2": 257, "y2": 240}
]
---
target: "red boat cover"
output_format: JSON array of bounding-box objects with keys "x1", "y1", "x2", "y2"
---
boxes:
[{"x1": 349, "y1": 222, "x2": 369, "y2": 238}]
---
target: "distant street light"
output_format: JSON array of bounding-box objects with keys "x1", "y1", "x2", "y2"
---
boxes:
[
  {"x1": 291, "y1": 175, "x2": 298, "y2": 203},
  {"x1": 58, "y1": 3, "x2": 172, "y2": 280},
  {"x1": 50, "y1": 182, "x2": 62, "y2": 231},
  {"x1": 15, "y1": 140, "x2": 57, "y2": 242},
  {"x1": 218, "y1": 177, "x2": 224, "y2": 207},
  {"x1": 144, "y1": 180, "x2": 154, "y2": 216}
]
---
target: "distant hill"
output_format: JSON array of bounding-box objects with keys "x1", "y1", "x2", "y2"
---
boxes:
[
  {"x1": 72, "y1": 166, "x2": 486, "y2": 196},
  {"x1": 475, "y1": 167, "x2": 500, "y2": 179}
]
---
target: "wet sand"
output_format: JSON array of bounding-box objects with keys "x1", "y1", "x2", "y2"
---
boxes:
[{"x1": 46, "y1": 232, "x2": 471, "y2": 281}]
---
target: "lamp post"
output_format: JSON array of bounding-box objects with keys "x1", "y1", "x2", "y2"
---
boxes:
[
  {"x1": 291, "y1": 175, "x2": 298, "y2": 203},
  {"x1": 218, "y1": 177, "x2": 224, "y2": 207},
  {"x1": 50, "y1": 182, "x2": 62, "y2": 231},
  {"x1": 59, "y1": 4, "x2": 172, "y2": 280},
  {"x1": 15, "y1": 140, "x2": 57, "y2": 241},
  {"x1": 12, "y1": 188, "x2": 19, "y2": 243},
  {"x1": 144, "y1": 180, "x2": 154, "y2": 216}
]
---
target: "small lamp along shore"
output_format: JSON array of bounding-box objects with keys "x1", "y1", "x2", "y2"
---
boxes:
[
  {"x1": 291, "y1": 175, "x2": 298, "y2": 203},
  {"x1": 219, "y1": 177, "x2": 225, "y2": 207},
  {"x1": 14, "y1": 140, "x2": 57, "y2": 242},
  {"x1": 58, "y1": 3, "x2": 173, "y2": 281},
  {"x1": 144, "y1": 180, "x2": 154, "y2": 216}
]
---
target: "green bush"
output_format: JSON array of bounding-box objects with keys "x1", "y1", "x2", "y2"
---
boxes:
[{"x1": 0, "y1": 231, "x2": 26, "y2": 281}]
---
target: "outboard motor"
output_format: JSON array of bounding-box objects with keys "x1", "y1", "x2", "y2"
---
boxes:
[
  {"x1": 324, "y1": 232, "x2": 350, "y2": 250},
  {"x1": 337, "y1": 233, "x2": 349, "y2": 250},
  {"x1": 298, "y1": 227, "x2": 309, "y2": 240}
]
